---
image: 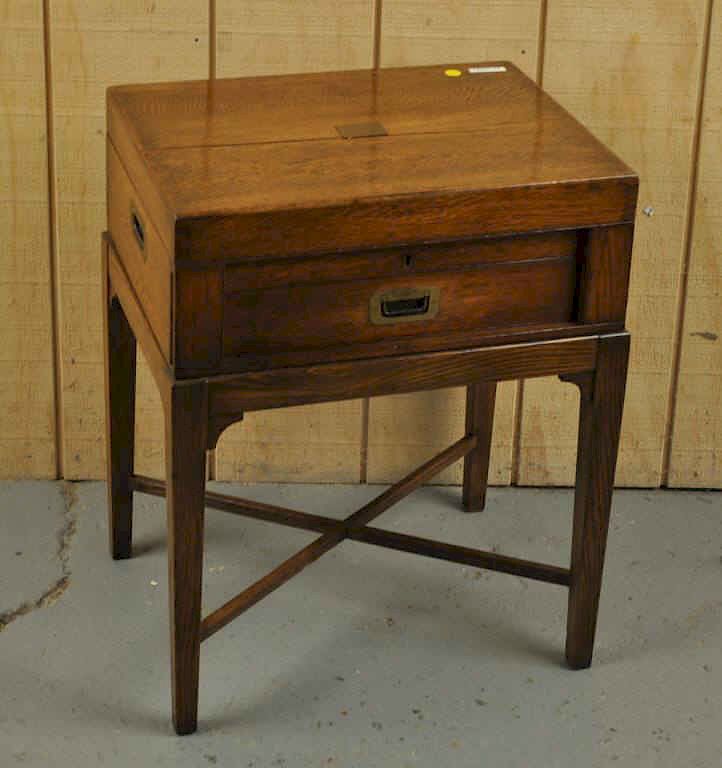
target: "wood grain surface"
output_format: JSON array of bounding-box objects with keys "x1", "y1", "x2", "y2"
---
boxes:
[
  {"x1": 108, "y1": 63, "x2": 634, "y2": 257},
  {"x1": 108, "y1": 59, "x2": 634, "y2": 481}
]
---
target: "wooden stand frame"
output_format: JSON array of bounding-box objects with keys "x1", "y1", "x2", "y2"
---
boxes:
[{"x1": 103, "y1": 235, "x2": 630, "y2": 735}]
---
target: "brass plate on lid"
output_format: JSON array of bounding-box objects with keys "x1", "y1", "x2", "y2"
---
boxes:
[{"x1": 336, "y1": 121, "x2": 388, "y2": 139}]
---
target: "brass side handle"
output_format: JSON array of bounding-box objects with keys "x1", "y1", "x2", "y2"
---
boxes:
[
  {"x1": 370, "y1": 286, "x2": 440, "y2": 325},
  {"x1": 130, "y1": 207, "x2": 145, "y2": 252}
]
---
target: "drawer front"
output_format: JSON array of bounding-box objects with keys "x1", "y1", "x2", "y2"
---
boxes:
[
  {"x1": 107, "y1": 141, "x2": 172, "y2": 362},
  {"x1": 222, "y1": 234, "x2": 579, "y2": 368}
]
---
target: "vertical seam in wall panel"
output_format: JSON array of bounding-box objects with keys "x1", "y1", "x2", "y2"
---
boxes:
[
  {"x1": 512, "y1": 0, "x2": 550, "y2": 485},
  {"x1": 42, "y1": 0, "x2": 63, "y2": 479},
  {"x1": 209, "y1": 0, "x2": 217, "y2": 80},
  {"x1": 510, "y1": 382, "x2": 525, "y2": 485},
  {"x1": 661, "y1": 0, "x2": 715, "y2": 486},
  {"x1": 207, "y1": 0, "x2": 217, "y2": 480},
  {"x1": 535, "y1": 0, "x2": 549, "y2": 86},
  {"x1": 359, "y1": 398, "x2": 370, "y2": 483},
  {"x1": 361, "y1": 0, "x2": 383, "y2": 482},
  {"x1": 373, "y1": 0, "x2": 383, "y2": 70}
]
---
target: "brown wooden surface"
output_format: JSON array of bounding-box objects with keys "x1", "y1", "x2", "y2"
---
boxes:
[
  {"x1": 462, "y1": 382, "x2": 497, "y2": 511},
  {"x1": 107, "y1": 141, "x2": 172, "y2": 361},
  {"x1": 104, "y1": 58, "x2": 643, "y2": 495},
  {"x1": 110, "y1": 62, "x2": 564, "y2": 150},
  {"x1": 103, "y1": 238, "x2": 136, "y2": 559},
  {"x1": 107, "y1": 229, "x2": 631, "y2": 735},
  {"x1": 131, "y1": 473, "x2": 336, "y2": 534},
  {"x1": 108, "y1": 62, "x2": 636, "y2": 263},
  {"x1": 131, "y1": 471, "x2": 571, "y2": 587},
  {"x1": 564, "y1": 333, "x2": 630, "y2": 668},
  {"x1": 223, "y1": 231, "x2": 578, "y2": 286},
  {"x1": 107, "y1": 65, "x2": 637, "y2": 382},
  {"x1": 159, "y1": 127, "x2": 633, "y2": 227},
  {"x1": 102, "y1": 54, "x2": 639, "y2": 734},
  {"x1": 105, "y1": 323, "x2": 630, "y2": 732},
  {"x1": 222, "y1": 252, "x2": 577, "y2": 368},
  {"x1": 106, "y1": 237, "x2": 172, "y2": 402},
  {"x1": 353, "y1": 527, "x2": 570, "y2": 587},
  {"x1": 206, "y1": 336, "x2": 599, "y2": 437},
  {"x1": 106, "y1": 62, "x2": 637, "y2": 402},
  {"x1": 105, "y1": 248, "x2": 604, "y2": 456},
  {"x1": 175, "y1": 268, "x2": 223, "y2": 370},
  {"x1": 165, "y1": 380, "x2": 208, "y2": 735},
  {"x1": 578, "y1": 224, "x2": 635, "y2": 324},
  {"x1": 210, "y1": 323, "x2": 617, "y2": 380},
  {"x1": 174, "y1": 178, "x2": 636, "y2": 265}
]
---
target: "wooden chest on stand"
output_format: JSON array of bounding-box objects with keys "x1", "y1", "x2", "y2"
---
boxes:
[{"x1": 104, "y1": 62, "x2": 637, "y2": 734}]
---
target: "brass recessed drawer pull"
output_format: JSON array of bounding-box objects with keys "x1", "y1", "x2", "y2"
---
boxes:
[
  {"x1": 370, "y1": 286, "x2": 440, "y2": 325},
  {"x1": 383, "y1": 293, "x2": 429, "y2": 317}
]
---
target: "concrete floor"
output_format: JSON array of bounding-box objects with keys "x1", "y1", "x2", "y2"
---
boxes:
[{"x1": 0, "y1": 481, "x2": 720, "y2": 767}]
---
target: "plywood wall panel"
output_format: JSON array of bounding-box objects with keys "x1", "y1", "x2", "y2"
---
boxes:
[
  {"x1": 380, "y1": 0, "x2": 541, "y2": 77},
  {"x1": 366, "y1": 0, "x2": 542, "y2": 485},
  {"x1": 215, "y1": 402, "x2": 364, "y2": 483},
  {"x1": 213, "y1": 1, "x2": 375, "y2": 482},
  {"x1": 8, "y1": 0, "x2": 711, "y2": 486},
  {"x1": 367, "y1": 384, "x2": 517, "y2": 485},
  {"x1": 0, "y1": 1, "x2": 56, "y2": 477},
  {"x1": 216, "y1": 1, "x2": 375, "y2": 77},
  {"x1": 669, "y1": 2, "x2": 722, "y2": 488},
  {"x1": 134, "y1": 349, "x2": 165, "y2": 478},
  {"x1": 518, "y1": 0, "x2": 709, "y2": 487},
  {"x1": 50, "y1": 1, "x2": 208, "y2": 478}
]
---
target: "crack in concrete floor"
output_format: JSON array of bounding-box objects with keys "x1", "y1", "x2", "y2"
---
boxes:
[{"x1": 0, "y1": 482, "x2": 78, "y2": 632}]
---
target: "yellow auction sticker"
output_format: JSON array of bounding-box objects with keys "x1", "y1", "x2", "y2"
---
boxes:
[{"x1": 444, "y1": 68, "x2": 462, "y2": 77}]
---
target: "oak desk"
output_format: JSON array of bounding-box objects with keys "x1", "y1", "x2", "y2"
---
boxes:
[{"x1": 104, "y1": 62, "x2": 637, "y2": 734}]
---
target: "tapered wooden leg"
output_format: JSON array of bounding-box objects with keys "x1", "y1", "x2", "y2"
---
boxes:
[
  {"x1": 462, "y1": 382, "x2": 497, "y2": 512},
  {"x1": 103, "y1": 239, "x2": 137, "y2": 560},
  {"x1": 165, "y1": 382, "x2": 208, "y2": 735},
  {"x1": 564, "y1": 333, "x2": 629, "y2": 669}
]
